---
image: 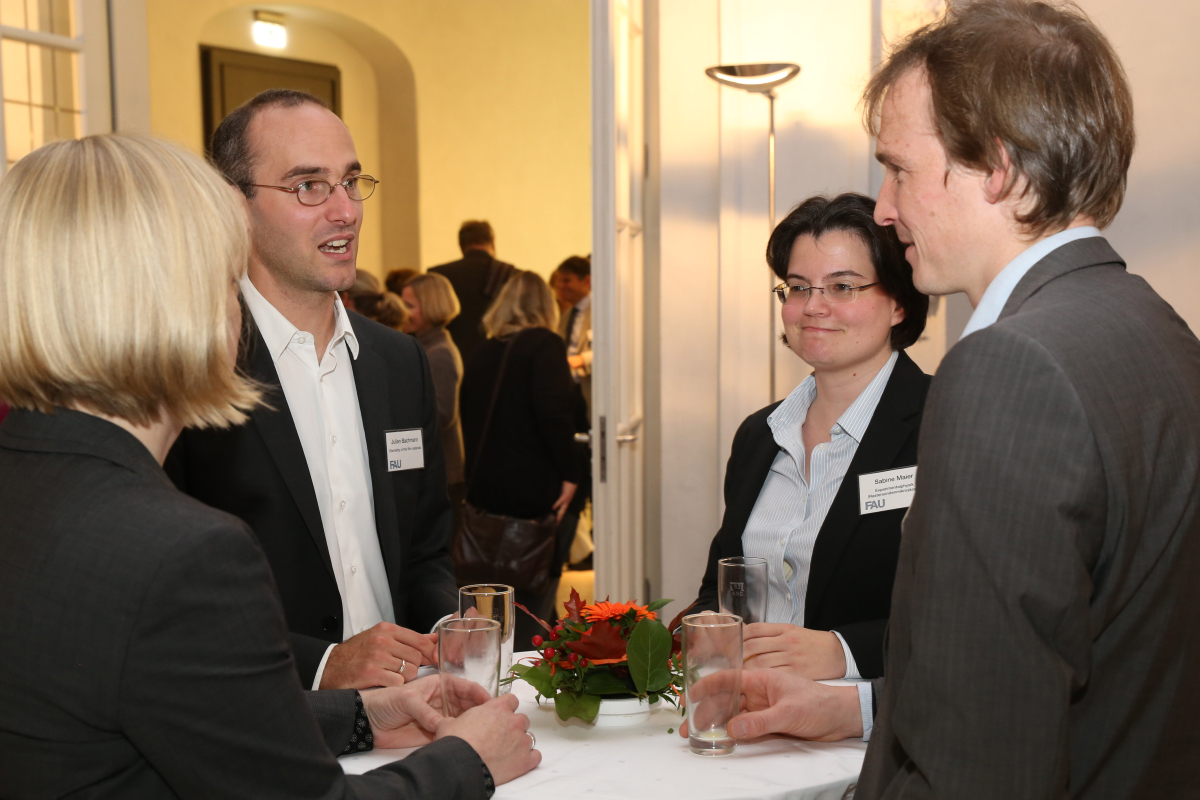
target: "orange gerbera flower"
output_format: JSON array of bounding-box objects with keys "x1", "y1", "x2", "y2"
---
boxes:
[{"x1": 582, "y1": 600, "x2": 657, "y2": 623}]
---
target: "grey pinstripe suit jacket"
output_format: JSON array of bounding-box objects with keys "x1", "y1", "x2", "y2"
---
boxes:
[{"x1": 858, "y1": 239, "x2": 1200, "y2": 799}]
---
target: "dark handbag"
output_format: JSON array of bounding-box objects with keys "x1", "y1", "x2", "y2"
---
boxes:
[{"x1": 451, "y1": 332, "x2": 559, "y2": 596}]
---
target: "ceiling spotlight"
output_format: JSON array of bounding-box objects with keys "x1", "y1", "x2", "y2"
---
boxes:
[{"x1": 252, "y1": 11, "x2": 287, "y2": 49}]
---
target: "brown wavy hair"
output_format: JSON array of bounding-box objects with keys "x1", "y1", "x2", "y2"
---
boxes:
[{"x1": 863, "y1": 0, "x2": 1134, "y2": 236}]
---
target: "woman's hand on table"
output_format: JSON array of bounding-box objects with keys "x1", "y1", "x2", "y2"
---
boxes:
[
  {"x1": 360, "y1": 674, "x2": 491, "y2": 749},
  {"x1": 742, "y1": 623, "x2": 847, "y2": 680},
  {"x1": 436, "y1": 692, "x2": 542, "y2": 785},
  {"x1": 679, "y1": 670, "x2": 863, "y2": 743}
]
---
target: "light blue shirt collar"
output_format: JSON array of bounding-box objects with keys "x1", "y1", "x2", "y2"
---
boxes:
[{"x1": 959, "y1": 226, "x2": 1101, "y2": 340}]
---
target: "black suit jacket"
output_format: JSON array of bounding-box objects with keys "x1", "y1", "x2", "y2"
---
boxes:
[
  {"x1": 0, "y1": 409, "x2": 487, "y2": 799},
  {"x1": 166, "y1": 310, "x2": 458, "y2": 686},
  {"x1": 430, "y1": 250, "x2": 515, "y2": 364},
  {"x1": 693, "y1": 350, "x2": 930, "y2": 679}
]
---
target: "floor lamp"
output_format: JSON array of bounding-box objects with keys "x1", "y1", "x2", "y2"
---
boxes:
[{"x1": 705, "y1": 63, "x2": 801, "y2": 401}]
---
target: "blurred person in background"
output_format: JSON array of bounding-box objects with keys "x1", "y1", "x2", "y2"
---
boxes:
[
  {"x1": 0, "y1": 133, "x2": 539, "y2": 799},
  {"x1": 343, "y1": 269, "x2": 409, "y2": 332},
  {"x1": 457, "y1": 271, "x2": 581, "y2": 647},
  {"x1": 551, "y1": 256, "x2": 593, "y2": 413},
  {"x1": 385, "y1": 268, "x2": 418, "y2": 296},
  {"x1": 401, "y1": 272, "x2": 466, "y2": 503},
  {"x1": 430, "y1": 220, "x2": 515, "y2": 364}
]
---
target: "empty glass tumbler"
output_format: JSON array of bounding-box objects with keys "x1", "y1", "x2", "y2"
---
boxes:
[
  {"x1": 437, "y1": 617, "x2": 502, "y2": 714},
  {"x1": 682, "y1": 612, "x2": 743, "y2": 756},
  {"x1": 458, "y1": 584, "x2": 516, "y2": 692},
  {"x1": 718, "y1": 556, "x2": 768, "y2": 624}
]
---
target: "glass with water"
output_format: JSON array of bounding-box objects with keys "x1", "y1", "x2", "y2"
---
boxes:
[
  {"x1": 437, "y1": 617, "x2": 501, "y2": 713},
  {"x1": 458, "y1": 584, "x2": 515, "y2": 692},
  {"x1": 682, "y1": 612, "x2": 743, "y2": 756}
]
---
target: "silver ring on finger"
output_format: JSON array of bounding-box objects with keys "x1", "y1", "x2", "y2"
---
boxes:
[
  {"x1": 399, "y1": 659, "x2": 406, "y2": 675},
  {"x1": 526, "y1": 731, "x2": 536, "y2": 749}
]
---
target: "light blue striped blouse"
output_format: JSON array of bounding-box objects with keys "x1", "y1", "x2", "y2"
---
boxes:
[{"x1": 744, "y1": 351, "x2": 898, "y2": 667}]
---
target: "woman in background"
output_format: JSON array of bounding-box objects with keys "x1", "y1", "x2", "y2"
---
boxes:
[
  {"x1": 458, "y1": 271, "x2": 580, "y2": 647},
  {"x1": 401, "y1": 272, "x2": 466, "y2": 500},
  {"x1": 341, "y1": 269, "x2": 409, "y2": 332}
]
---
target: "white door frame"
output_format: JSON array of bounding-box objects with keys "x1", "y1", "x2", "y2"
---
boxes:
[{"x1": 590, "y1": 0, "x2": 646, "y2": 604}]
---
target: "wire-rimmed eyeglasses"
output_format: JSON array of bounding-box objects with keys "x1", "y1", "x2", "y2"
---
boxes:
[
  {"x1": 247, "y1": 175, "x2": 379, "y2": 206},
  {"x1": 773, "y1": 281, "x2": 880, "y2": 304}
]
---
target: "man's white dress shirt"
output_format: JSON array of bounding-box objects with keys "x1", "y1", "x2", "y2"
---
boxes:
[
  {"x1": 743, "y1": 350, "x2": 899, "y2": 739},
  {"x1": 240, "y1": 277, "x2": 393, "y2": 689},
  {"x1": 960, "y1": 226, "x2": 1101, "y2": 340}
]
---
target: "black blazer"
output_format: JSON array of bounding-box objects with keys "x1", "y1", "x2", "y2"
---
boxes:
[
  {"x1": 430, "y1": 250, "x2": 515, "y2": 365},
  {"x1": 166, "y1": 311, "x2": 458, "y2": 686},
  {"x1": 460, "y1": 328, "x2": 581, "y2": 519},
  {"x1": 693, "y1": 350, "x2": 930, "y2": 679},
  {"x1": 0, "y1": 409, "x2": 487, "y2": 799}
]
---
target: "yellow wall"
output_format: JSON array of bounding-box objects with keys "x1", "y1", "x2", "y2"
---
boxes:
[{"x1": 145, "y1": 0, "x2": 592, "y2": 280}]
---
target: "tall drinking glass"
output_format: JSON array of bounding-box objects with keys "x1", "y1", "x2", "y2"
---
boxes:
[
  {"x1": 718, "y1": 556, "x2": 768, "y2": 623},
  {"x1": 458, "y1": 584, "x2": 515, "y2": 692},
  {"x1": 682, "y1": 612, "x2": 743, "y2": 756},
  {"x1": 437, "y1": 618, "x2": 501, "y2": 714}
]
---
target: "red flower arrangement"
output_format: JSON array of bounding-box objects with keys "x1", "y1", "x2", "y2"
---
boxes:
[{"x1": 508, "y1": 589, "x2": 695, "y2": 723}]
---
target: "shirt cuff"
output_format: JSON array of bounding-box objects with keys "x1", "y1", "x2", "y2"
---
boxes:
[
  {"x1": 857, "y1": 682, "x2": 875, "y2": 741},
  {"x1": 431, "y1": 613, "x2": 454, "y2": 634},
  {"x1": 311, "y1": 643, "x2": 337, "y2": 690},
  {"x1": 832, "y1": 630, "x2": 862, "y2": 680}
]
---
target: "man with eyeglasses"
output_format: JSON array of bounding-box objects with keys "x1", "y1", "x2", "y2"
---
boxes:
[{"x1": 167, "y1": 89, "x2": 459, "y2": 696}]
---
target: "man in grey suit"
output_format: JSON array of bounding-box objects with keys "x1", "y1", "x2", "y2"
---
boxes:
[{"x1": 690, "y1": 2, "x2": 1200, "y2": 797}]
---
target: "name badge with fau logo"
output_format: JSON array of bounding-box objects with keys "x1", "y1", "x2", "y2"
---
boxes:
[
  {"x1": 858, "y1": 466, "x2": 917, "y2": 515},
  {"x1": 385, "y1": 429, "x2": 424, "y2": 472}
]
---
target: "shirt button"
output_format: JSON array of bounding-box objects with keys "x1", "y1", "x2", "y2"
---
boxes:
[
  {"x1": 331, "y1": 435, "x2": 337, "y2": 444},
  {"x1": 339, "y1": 500, "x2": 347, "y2": 510},
  {"x1": 351, "y1": 565, "x2": 357, "y2": 574},
  {"x1": 297, "y1": 336, "x2": 306, "y2": 344}
]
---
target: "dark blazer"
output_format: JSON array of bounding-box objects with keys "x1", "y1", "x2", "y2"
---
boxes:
[
  {"x1": 859, "y1": 239, "x2": 1200, "y2": 799},
  {"x1": 430, "y1": 250, "x2": 515, "y2": 364},
  {"x1": 460, "y1": 327, "x2": 581, "y2": 519},
  {"x1": 0, "y1": 409, "x2": 487, "y2": 800},
  {"x1": 166, "y1": 310, "x2": 458, "y2": 686},
  {"x1": 693, "y1": 350, "x2": 930, "y2": 679}
]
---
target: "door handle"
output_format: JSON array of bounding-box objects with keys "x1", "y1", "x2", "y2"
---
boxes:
[
  {"x1": 616, "y1": 417, "x2": 642, "y2": 445},
  {"x1": 574, "y1": 432, "x2": 591, "y2": 444}
]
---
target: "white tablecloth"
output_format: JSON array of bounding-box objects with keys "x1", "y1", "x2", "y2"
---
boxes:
[{"x1": 341, "y1": 654, "x2": 866, "y2": 800}]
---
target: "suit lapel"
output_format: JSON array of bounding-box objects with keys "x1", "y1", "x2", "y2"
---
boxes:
[
  {"x1": 347, "y1": 324, "x2": 404, "y2": 601},
  {"x1": 242, "y1": 326, "x2": 336, "y2": 582},
  {"x1": 804, "y1": 352, "x2": 926, "y2": 624}
]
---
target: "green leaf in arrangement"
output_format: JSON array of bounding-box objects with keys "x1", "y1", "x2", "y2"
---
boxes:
[
  {"x1": 626, "y1": 618, "x2": 672, "y2": 695},
  {"x1": 584, "y1": 668, "x2": 634, "y2": 696},
  {"x1": 645, "y1": 598, "x2": 673, "y2": 613},
  {"x1": 554, "y1": 689, "x2": 601, "y2": 723},
  {"x1": 511, "y1": 662, "x2": 554, "y2": 698}
]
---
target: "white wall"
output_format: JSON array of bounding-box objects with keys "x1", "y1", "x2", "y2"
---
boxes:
[{"x1": 1080, "y1": 0, "x2": 1200, "y2": 334}]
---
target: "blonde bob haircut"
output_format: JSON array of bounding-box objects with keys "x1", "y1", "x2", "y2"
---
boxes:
[
  {"x1": 481, "y1": 270, "x2": 558, "y2": 339},
  {"x1": 0, "y1": 134, "x2": 259, "y2": 429},
  {"x1": 403, "y1": 272, "x2": 460, "y2": 328}
]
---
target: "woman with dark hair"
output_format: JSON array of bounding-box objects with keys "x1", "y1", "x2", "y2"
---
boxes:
[{"x1": 690, "y1": 192, "x2": 930, "y2": 693}]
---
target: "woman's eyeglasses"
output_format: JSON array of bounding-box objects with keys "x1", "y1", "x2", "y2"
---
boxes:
[{"x1": 773, "y1": 281, "x2": 879, "y2": 305}]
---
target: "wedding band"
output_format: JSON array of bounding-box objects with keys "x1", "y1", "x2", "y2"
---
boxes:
[
  {"x1": 399, "y1": 659, "x2": 406, "y2": 674},
  {"x1": 526, "y1": 731, "x2": 536, "y2": 748}
]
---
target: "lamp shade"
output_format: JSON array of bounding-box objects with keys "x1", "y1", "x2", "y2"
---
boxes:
[{"x1": 704, "y1": 63, "x2": 801, "y2": 94}]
